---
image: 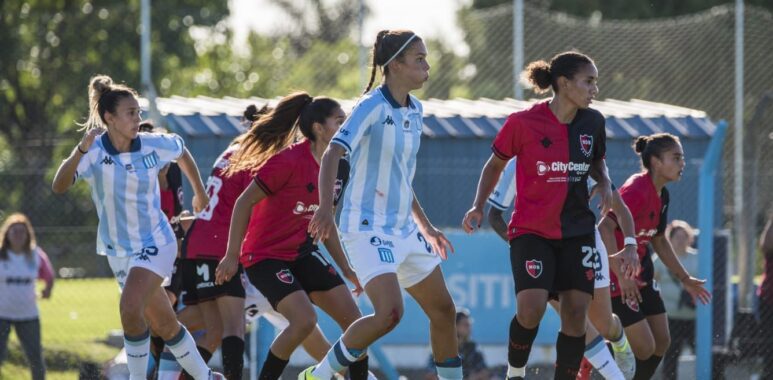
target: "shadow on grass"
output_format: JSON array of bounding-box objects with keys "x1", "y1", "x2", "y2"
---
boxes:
[{"x1": 6, "y1": 340, "x2": 118, "y2": 372}]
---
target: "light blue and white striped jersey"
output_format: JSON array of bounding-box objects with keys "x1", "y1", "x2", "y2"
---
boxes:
[
  {"x1": 487, "y1": 158, "x2": 517, "y2": 211},
  {"x1": 331, "y1": 85, "x2": 423, "y2": 237},
  {"x1": 75, "y1": 132, "x2": 185, "y2": 257},
  {"x1": 488, "y1": 158, "x2": 609, "y2": 210}
]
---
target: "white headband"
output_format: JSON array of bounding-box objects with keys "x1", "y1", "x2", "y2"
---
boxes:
[{"x1": 382, "y1": 34, "x2": 417, "y2": 68}]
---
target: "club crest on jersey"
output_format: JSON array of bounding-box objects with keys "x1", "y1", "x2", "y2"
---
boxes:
[
  {"x1": 626, "y1": 298, "x2": 640, "y2": 312},
  {"x1": 525, "y1": 259, "x2": 543, "y2": 279},
  {"x1": 579, "y1": 134, "x2": 593, "y2": 157},
  {"x1": 276, "y1": 269, "x2": 294, "y2": 284}
]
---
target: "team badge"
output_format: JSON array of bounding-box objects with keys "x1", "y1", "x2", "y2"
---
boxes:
[
  {"x1": 525, "y1": 259, "x2": 543, "y2": 279},
  {"x1": 626, "y1": 298, "x2": 640, "y2": 312},
  {"x1": 276, "y1": 269, "x2": 294, "y2": 284},
  {"x1": 579, "y1": 134, "x2": 593, "y2": 157}
]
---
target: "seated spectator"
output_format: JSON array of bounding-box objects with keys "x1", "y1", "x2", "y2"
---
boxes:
[
  {"x1": 653, "y1": 220, "x2": 698, "y2": 380},
  {"x1": 426, "y1": 308, "x2": 490, "y2": 380}
]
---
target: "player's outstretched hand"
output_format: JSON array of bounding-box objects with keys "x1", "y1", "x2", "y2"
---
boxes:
[
  {"x1": 215, "y1": 254, "x2": 238, "y2": 285},
  {"x1": 342, "y1": 268, "x2": 364, "y2": 297},
  {"x1": 419, "y1": 225, "x2": 455, "y2": 260},
  {"x1": 308, "y1": 209, "x2": 336, "y2": 244},
  {"x1": 462, "y1": 206, "x2": 484, "y2": 234},
  {"x1": 682, "y1": 276, "x2": 712, "y2": 305}
]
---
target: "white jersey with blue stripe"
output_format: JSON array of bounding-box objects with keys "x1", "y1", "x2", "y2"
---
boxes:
[
  {"x1": 488, "y1": 158, "x2": 609, "y2": 210},
  {"x1": 331, "y1": 85, "x2": 423, "y2": 237},
  {"x1": 75, "y1": 132, "x2": 185, "y2": 257},
  {"x1": 487, "y1": 158, "x2": 517, "y2": 211}
]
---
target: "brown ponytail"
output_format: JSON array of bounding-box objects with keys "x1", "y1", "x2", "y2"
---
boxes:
[
  {"x1": 226, "y1": 93, "x2": 342, "y2": 175},
  {"x1": 79, "y1": 75, "x2": 137, "y2": 131}
]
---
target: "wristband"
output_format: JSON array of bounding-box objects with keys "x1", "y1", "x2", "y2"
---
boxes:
[
  {"x1": 623, "y1": 237, "x2": 637, "y2": 247},
  {"x1": 76, "y1": 145, "x2": 88, "y2": 155}
]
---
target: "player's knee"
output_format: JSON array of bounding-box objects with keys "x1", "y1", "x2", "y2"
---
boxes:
[
  {"x1": 517, "y1": 303, "x2": 546, "y2": 328},
  {"x1": 631, "y1": 338, "x2": 656, "y2": 359},
  {"x1": 428, "y1": 297, "x2": 456, "y2": 325},
  {"x1": 290, "y1": 313, "x2": 318, "y2": 337},
  {"x1": 654, "y1": 332, "x2": 671, "y2": 356},
  {"x1": 119, "y1": 298, "x2": 144, "y2": 325},
  {"x1": 375, "y1": 307, "x2": 403, "y2": 333}
]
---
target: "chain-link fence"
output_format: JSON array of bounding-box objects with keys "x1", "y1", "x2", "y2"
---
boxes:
[{"x1": 2, "y1": 2, "x2": 773, "y2": 378}]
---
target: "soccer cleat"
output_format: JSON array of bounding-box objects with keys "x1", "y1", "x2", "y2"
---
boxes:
[
  {"x1": 298, "y1": 366, "x2": 324, "y2": 380},
  {"x1": 611, "y1": 337, "x2": 636, "y2": 379},
  {"x1": 577, "y1": 357, "x2": 593, "y2": 380}
]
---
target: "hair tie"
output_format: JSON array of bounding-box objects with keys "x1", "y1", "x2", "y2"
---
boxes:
[{"x1": 383, "y1": 34, "x2": 417, "y2": 67}]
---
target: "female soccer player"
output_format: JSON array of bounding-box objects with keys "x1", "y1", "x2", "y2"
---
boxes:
[
  {"x1": 303, "y1": 30, "x2": 462, "y2": 380},
  {"x1": 0, "y1": 213, "x2": 54, "y2": 380},
  {"x1": 598, "y1": 133, "x2": 711, "y2": 380},
  {"x1": 52, "y1": 75, "x2": 221, "y2": 380},
  {"x1": 214, "y1": 92, "x2": 368, "y2": 380},
  {"x1": 462, "y1": 51, "x2": 640, "y2": 380},
  {"x1": 487, "y1": 158, "x2": 639, "y2": 379}
]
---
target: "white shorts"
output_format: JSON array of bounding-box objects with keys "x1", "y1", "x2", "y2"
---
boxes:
[
  {"x1": 107, "y1": 241, "x2": 177, "y2": 291},
  {"x1": 242, "y1": 273, "x2": 289, "y2": 330},
  {"x1": 341, "y1": 228, "x2": 442, "y2": 288},
  {"x1": 594, "y1": 228, "x2": 610, "y2": 289}
]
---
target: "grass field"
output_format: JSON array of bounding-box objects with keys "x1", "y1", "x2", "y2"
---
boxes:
[{"x1": 1, "y1": 278, "x2": 122, "y2": 380}]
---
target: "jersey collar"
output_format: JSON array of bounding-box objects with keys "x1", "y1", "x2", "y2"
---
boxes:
[
  {"x1": 101, "y1": 133, "x2": 142, "y2": 155},
  {"x1": 379, "y1": 85, "x2": 415, "y2": 110}
]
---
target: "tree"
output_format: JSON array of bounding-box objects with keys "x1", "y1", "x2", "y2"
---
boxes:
[
  {"x1": 0, "y1": 0, "x2": 228, "y2": 228},
  {"x1": 270, "y1": 0, "x2": 368, "y2": 54}
]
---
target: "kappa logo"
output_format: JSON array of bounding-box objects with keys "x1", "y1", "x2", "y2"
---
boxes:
[
  {"x1": 383, "y1": 116, "x2": 395, "y2": 126},
  {"x1": 276, "y1": 269, "x2": 294, "y2": 284},
  {"x1": 579, "y1": 134, "x2": 594, "y2": 157},
  {"x1": 101, "y1": 156, "x2": 115, "y2": 165},
  {"x1": 525, "y1": 259, "x2": 543, "y2": 279}
]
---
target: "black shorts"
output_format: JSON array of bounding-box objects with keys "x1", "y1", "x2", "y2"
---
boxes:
[
  {"x1": 245, "y1": 251, "x2": 345, "y2": 310},
  {"x1": 510, "y1": 233, "x2": 596, "y2": 296},
  {"x1": 611, "y1": 280, "x2": 667, "y2": 327},
  {"x1": 180, "y1": 258, "x2": 245, "y2": 306},
  {"x1": 164, "y1": 258, "x2": 184, "y2": 301}
]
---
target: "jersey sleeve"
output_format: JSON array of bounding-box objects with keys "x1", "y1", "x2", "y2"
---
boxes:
[
  {"x1": 657, "y1": 188, "x2": 670, "y2": 234},
  {"x1": 74, "y1": 148, "x2": 98, "y2": 182},
  {"x1": 152, "y1": 133, "x2": 185, "y2": 163},
  {"x1": 330, "y1": 100, "x2": 382, "y2": 154},
  {"x1": 594, "y1": 116, "x2": 607, "y2": 160},
  {"x1": 333, "y1": 157, "x2": 351, "y2": 207},
  {"x1": 253, "y1": 152, "x2": 293, "y2": 195},
  {"x1": 487, "y1": 158, "x2": 517, "y2": 210},
  {"x1": 492, "y1": 114, "x2": 522, "y2": 160}
]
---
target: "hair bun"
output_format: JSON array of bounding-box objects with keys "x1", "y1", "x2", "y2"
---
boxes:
[
  {"x1": 90, "y1": 75, "x2": 113, "y2": 96},
  {"x1": 523, "y1": 60, "x2": 552, "y2": 94},
  {"x1": 633, "y1": 136, "x2": 649, "y2": 153}
]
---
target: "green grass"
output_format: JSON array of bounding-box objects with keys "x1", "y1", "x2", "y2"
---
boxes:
[{"x1": 1, "y1": 278, "x2": 122, "y2": 380}]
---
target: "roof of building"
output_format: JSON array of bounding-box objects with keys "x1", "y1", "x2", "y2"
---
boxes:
[{"x1": 140, "y1": 95, "x2": 716, "y2": 140}]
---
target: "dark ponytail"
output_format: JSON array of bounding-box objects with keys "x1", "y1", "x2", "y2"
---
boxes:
[
  {"x1": 242, "y1": 104, "x2": 271, "y2": 123},
  {"x1": 226, "y1": 92, "x2": 341, "y2": 175},
  {"x1": 632, "y1": 133, "x2": 681, "y2": 170},
  {"x1": 522, "y1": 51, "x2": 594, "y2": 95},
  {"x1": 363, "y1": 29, "x2": 422, "y2": 94}
]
